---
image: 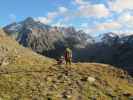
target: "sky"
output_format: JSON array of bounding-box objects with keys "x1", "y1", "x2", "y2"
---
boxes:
[{"x1": 0, "y1": 0, "x2": 133, "y2": 36}]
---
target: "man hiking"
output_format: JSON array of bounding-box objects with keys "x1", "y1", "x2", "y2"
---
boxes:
[{"x1": 64, "y1": 48, "x2": 72, "y2": 65}]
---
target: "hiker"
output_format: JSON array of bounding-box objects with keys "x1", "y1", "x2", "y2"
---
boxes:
[
  {"x1": 64, "y1": 48, "x2": 72, "y2": 65},
  {"x1": 57, "y1": 56, "x2": 65, "y2": 65}
]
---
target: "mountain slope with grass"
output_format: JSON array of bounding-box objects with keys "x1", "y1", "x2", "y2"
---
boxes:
[
  {"x1": 0, "y1": 29, "x2": 133, "y2": 100},
  {"x1": 0, "y1": 29, "x2": 54, "y2": 66}
]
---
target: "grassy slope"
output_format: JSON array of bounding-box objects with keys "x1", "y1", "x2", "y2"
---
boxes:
[
  {"x1": 0, "y1": 29, "x2": 133, "y2": 100},
  {"x1": 0, "y1": 29, "x2": 54, "y2": 66},
  {"x1": 0, "y1": 63, "x2": 132, "y2": 100}
]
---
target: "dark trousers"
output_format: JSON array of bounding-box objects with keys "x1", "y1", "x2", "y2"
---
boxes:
[{"x1": 65, "y1": 58, "x2": 72, "y2": 65}]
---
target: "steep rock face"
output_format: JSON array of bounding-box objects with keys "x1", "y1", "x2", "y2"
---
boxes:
[
  {"x1": 99, "y1": 32, "x2": 120, "y2": 45},
  {"x1": 18, "y1": 27, "x2": 64, "y2": 53},
  {"x1": 4, "y1": 17, "x2": 92, "y2": 58}
]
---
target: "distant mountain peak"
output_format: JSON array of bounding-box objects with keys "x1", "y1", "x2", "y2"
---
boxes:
[{"x1": 24, "y1": 17, "x2": 35, "y2": 23}]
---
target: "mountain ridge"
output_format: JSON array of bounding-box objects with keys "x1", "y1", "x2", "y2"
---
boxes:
[
  {"x1": 3, "y1": 17, "x2": 133, "y2": 75},
  {"x1": 4, "y1": 17, "x2": 91, "y2": 57}
]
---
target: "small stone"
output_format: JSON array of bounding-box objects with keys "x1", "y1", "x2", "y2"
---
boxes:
[
  {"x1": 106, "y1": 88, "x2": 115, "y2": 97},
  {"x1": 122, "y1": 91, "x2": 131, "y2": 97},
  {"x1": 2, "y1": 60, "x2": 9, "y2": 66},
  {"x1": 87, "y1": 77, "x2": 96, "y2": 84}
]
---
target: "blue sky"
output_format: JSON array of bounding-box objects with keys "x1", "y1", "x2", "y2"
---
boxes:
[
  {"x1": 0, "y1": 0, "x2": 133, "y2": 36},
  {"x1": 0, "y1": 0, "x2": 75, "y2": 25}
]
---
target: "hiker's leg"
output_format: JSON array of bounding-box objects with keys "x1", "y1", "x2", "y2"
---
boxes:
[
  {"x1": 69, "y1": 58, "x2": 72, "y2": 65},
  {"x1": 66, "y1": 59, "x2": 68, "y2": 65},
  {"x1": 69, "y1": 59, "x2": 71, "y2": 65},
  {"x1": 66, "y1": 59, "x2": 71, "y2": 65}
]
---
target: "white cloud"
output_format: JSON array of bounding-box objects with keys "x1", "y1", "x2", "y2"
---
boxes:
[
  {"x1": 35, "y1": 11, "x2": 58, "y2": 24},
  {"x1": 33, "y1": 0, "x2": 133, "y2": 36},
  {"x1": 35, "y1": 17, "x2": 51, "y2": 24},
  {"x1": 34, "y1": 11, "x2": 58, "y2": 24},
  {"x1": 47, "y1": 12, "x2": 58, "y2": 19},
  {"x1": 99, "y1": 21, "x2": 121, "y2": 30},
  {"x1": 118, "y1": 12, "x2": 133, "y2": 26},
  {"x1": 35, "y1": 6, "x2": 68, "y2": 24},
  {"x1": 58, "y1": 6, "x2": 70, "y2": 20},
  {"x1": 74, "y1": 0, "x2": 89, "y2": 5},
  {"x1": 85, "y1": 11, "x2": 133, "y2": 36},
  {"x1": 74, "y1": 0, "x2": 110, "y2": 18},
  {"x1": 35, "y1": 1, "x2": 110, "y2": 25},
  {"x1": 73, "y1": 0, "x2": 133, "y2": 35},
  {"x1": 9, "y1": 14, "x2": 16, "y2": 23},
  {"x1": 58, "y1": 6, "x2": 68, "y2": 13},
  {"x1": 85, "y1": 21, "x2": 122, "y2": 34},
  {"x1": 81, "y1": 23, "x2": 88, "y2": 27},
  {"x1": 77, "y1": 4, "x2": 110, "y2": 18},
  {"x1": 109, "y1": 0, "x2": 133, "y2": 12}
]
